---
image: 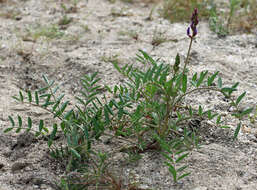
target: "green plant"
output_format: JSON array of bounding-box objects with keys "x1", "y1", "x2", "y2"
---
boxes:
[
  {"x1": 59, "y1": 152, "x2": 116, "y2": 190},
  {"x1": 60, "y1": 0, "x2": 80, "y2": 13},
  {"x1": 58, "y1": 15, "x2": 73, "y2": 26},
  {"x1": 227, "y1": 0, "x2": 241, "y2": 30},
  {"x1": 6, "y1": 73, "x2": 109, "y2": 172},
  {"x1": 208, "y1": 6, "x2": 228, "y2": 37},
  {"x1": 161, "y1": 0, "x2": 256, "y2": 35},
  {"x1": 24, "y1": 24, "x2": 65, "y2": 41},
  {"x1": 111, "y1": 7, "x2": 132, "y2": 17},
  {"x1": 160, "y1": 0, "x2": 210, "y2": 23},
  {"x1": 208, "y1": 0, "x2": 257, "y2": 35},
  {"x1": 101, "y1": 54, "x2": 120, "y2": 63},
  {"x1": 80, "y1": 24, "x2": 91, "y2": 33},
  {"x1": 154, "y1": 133, "x2": 191, "y2": 183},
  {"x1": 146, "y1": 4, "x2": 157, "y2": 21},
  {"x1": 4, "y1": 8, "x2": 253, "y2": 187},
  {"x1": 208, "y1": 0, "x2": 240, "y2": 36},
  {"x1": 233, "y1": 0, "x2": 257, "y2": 33}
]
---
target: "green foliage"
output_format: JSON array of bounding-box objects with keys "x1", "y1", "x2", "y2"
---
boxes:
[
  {"x1": 208, "y1": 0, "x2": 256, "y2": 36},
  {"x1": 7, "y1": 73, "x2": 110, "y2": 172},
  {"x1": 208, "y1": 5, "x2": 228, "y2": 37},
  {"x1": 58, "y1": 15, "x2": 73, "y2": 26},
  {"x1": 159, "y1": 0, "x2": 256, "y2": 35},
  {"x1": 25, "y1": 24, "x2": 65, "y2": 41},
  {"x1": 208, "y1": 0, "x2": 241, "y2": 37},
  {"x1": 5, "y1": 17, "x2": 253, "y2": 187},
  {"x1": 60, "y1": 0, "x2": 80, "y2": 13},
  {"x1": 5, "y1": 46, "x2": 251, "y2": 184},
  {"x1": 160, "y1": 0, "x2": 210, "y2": 23},
  {"x1": 154, "y1": 133, "x2": 191, "y2": 183}
]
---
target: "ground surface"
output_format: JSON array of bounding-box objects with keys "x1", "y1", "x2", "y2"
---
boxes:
[{"x1": 0, "y1": 0, "x2": 257, "y2": 190}]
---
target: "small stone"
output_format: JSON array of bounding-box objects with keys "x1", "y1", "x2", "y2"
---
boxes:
[
  {"x1": 31, "y1": 177, "x2": 45, "y2": 185},
  {"x1": 15, "y1": 16, "x2": 22, "y2": 21},
  {"x1": 228, "y1": 106, "x2": 236, "y2": 112},
  {"x1": 40, "y1": 184, "x2": 48, "y2": 189},
  {"x1": 11, "y1": 162, "x2": 30, "y2": 173},
  {"x1": 0, "y1": 163, "x2": 4, "y2": 169},
  {"x1": 138, "y1": 184, "x2": 150, "y2": 189},
  {"x1": 193, "y1": 186, "x2": 208, "y2": 190}
]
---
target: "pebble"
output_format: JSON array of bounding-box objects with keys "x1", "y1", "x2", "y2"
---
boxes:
[
  {"x1": 11, "y1": 162, "x2": 30, "y2": 173},
  {"x1": 193, "y1": 186, "x2": 208, "y2": 190},
  {"x1": 0, "y1": 163, "x2": 4, "y2": 169}
]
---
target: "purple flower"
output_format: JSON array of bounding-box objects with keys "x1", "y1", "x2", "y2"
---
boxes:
[{"x1": 187, "y1": 8, "x2": 199, "y2": 38}]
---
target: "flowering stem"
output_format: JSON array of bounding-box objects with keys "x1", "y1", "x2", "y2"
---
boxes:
[
  {"x1": 182, "y1": 37, "x2": 193, "y2": 76},
  {"x1": 178, "y1": 36, "x2": 193, "y2": 93}
]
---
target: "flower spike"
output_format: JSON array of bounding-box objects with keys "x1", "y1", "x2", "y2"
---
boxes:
[{"x1": 187, "y1": 8, "x2": 199, "y2": 38}]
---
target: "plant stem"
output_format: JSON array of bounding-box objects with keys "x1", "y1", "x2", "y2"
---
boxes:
[
  {"x1": 160, "y1": 37, "x2": 194, "y2": 137},
  {"x1": 182, "y1": 37, "x2": 194, "y2": 76},
  {"x1": 161, "y1": 97, "x2": 171, "y2": 137}
]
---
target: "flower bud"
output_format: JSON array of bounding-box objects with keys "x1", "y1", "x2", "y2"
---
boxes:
[{"x1": 173, "y1": 53, "x2": 180, "y2": 73}]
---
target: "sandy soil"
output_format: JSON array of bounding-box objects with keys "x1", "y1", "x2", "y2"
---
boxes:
[{"x1": 0, "y1": 0, "x2": 256, "y2": 190}]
